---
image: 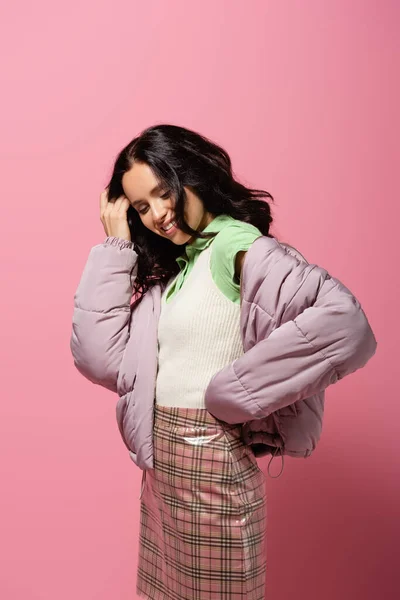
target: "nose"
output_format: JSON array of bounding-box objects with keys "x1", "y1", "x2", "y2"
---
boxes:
[{"x1": 151, "y1": 200, "x2": 169, "y2": 225}]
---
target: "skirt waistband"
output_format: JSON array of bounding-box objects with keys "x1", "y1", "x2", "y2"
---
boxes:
[{"x1": 154, "y1": 404, "x2": 240, "y2": 431}]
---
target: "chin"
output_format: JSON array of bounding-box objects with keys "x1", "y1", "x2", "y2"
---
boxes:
[{"x1": 172, "y1": 235, "x2": 191, "y2": 246}]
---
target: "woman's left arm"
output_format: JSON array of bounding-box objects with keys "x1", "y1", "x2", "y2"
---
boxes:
[{"x1": 205, "y1": 261, "x2": 377, "y2": 424}]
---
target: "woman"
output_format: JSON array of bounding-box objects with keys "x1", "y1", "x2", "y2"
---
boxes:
[{"x1": 71, "y1": 124, "x2": 376, "y2": 600}]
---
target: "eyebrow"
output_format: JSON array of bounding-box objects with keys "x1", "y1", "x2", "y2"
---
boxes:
[{"x1": 131, "y1": 184, "x2": 164, "y2": 207}]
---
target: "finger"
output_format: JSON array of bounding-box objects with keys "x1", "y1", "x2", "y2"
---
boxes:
[
  {"x1": 100, "y1": 189, "x2": 109, "y2": 213},
  {"x1": 113, "y1": 196, "x2": 123, "y2": 210},
  {"x1": 117, "y1": 196, "x2": 130, "y2": 213}
]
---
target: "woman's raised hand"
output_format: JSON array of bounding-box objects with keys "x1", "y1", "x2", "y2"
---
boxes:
[{"x1": 100, "y1": 188, "x2": 132, "y2": 242}]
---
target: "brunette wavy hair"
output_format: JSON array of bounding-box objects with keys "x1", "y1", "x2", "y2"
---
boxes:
[{"x1": 105, "y1": 124, "x2": 275, "y2": 299}]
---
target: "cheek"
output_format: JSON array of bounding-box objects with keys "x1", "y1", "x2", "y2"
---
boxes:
[{"x1": 141, "y1": 214, "x2": 158, "y2": 232}]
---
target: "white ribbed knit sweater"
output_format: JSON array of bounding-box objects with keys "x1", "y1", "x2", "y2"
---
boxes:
[{"x1": 155, "y1": 243, "x2": 244, "y2": 408}]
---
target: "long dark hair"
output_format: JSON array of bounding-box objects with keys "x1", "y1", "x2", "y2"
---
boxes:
[{"x1": 105, "y1": 124, "x2": 275, "y2": 299}]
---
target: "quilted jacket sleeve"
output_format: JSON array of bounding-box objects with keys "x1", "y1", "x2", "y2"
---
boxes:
[
  {"x1": 70, "y1": 236, "x2": 138, "y2": 393},
  {"x1": 204, "y1": 260, "x2": 378, "y2": 424}
]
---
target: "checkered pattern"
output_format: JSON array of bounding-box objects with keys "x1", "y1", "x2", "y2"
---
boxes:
[{"x1": 136, "y1": 405, "x2": 267, "y2": 600}]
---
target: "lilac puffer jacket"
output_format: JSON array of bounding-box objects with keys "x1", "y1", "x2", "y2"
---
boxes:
[{"x1": 70, "y1": 235, "x2": 377, "y2": 474}]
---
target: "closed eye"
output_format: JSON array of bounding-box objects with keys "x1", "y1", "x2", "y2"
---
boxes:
[{"x1": 137, "y1": 190, "x2": 171, "y2": 214}]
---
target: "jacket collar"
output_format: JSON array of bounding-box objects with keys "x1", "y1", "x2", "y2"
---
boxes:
[{"x1": 176, "y1": 214, "x2": 237, "y2": 270}]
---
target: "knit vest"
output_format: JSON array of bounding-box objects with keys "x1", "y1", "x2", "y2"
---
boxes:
[{"x1": 155, "y1": 243, "x2": 244, "y2": 408}]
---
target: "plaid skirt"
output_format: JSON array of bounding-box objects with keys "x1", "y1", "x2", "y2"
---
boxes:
[{"x1": 136, "y1": 405, "x2": 267, "y2": 600}]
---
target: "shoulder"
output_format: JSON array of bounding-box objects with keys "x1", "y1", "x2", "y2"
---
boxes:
[
  {"x1": 211, "y1": 220, "x2": 263, "y2": 286},
  {"x1": 214, "y1": 219, "x2": 263, "y2": 242},
  {"x1": 212, "y1": 220, "x2": 263, "y2": 261}
]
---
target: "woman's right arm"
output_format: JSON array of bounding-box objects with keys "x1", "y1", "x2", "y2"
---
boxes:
[
  {"x1": 70, "y1": 189, "x2": 138, "y2": 392},
  {"x1": 70, "y1": 235, "x2": 138, "y2": 393}
]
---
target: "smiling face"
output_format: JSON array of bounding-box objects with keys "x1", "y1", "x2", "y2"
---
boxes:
[{"x1": 122, "y1": 161, "x2": 214, "y2": 245}]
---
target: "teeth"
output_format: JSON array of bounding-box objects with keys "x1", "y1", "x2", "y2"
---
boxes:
[{"x1": 162, "y1": 220, "x2": 176, "y2": 231}]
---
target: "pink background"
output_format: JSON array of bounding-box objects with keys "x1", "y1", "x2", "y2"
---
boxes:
[{"x1": 1, "y1": 1, "x2": 397, "y2": 599}]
